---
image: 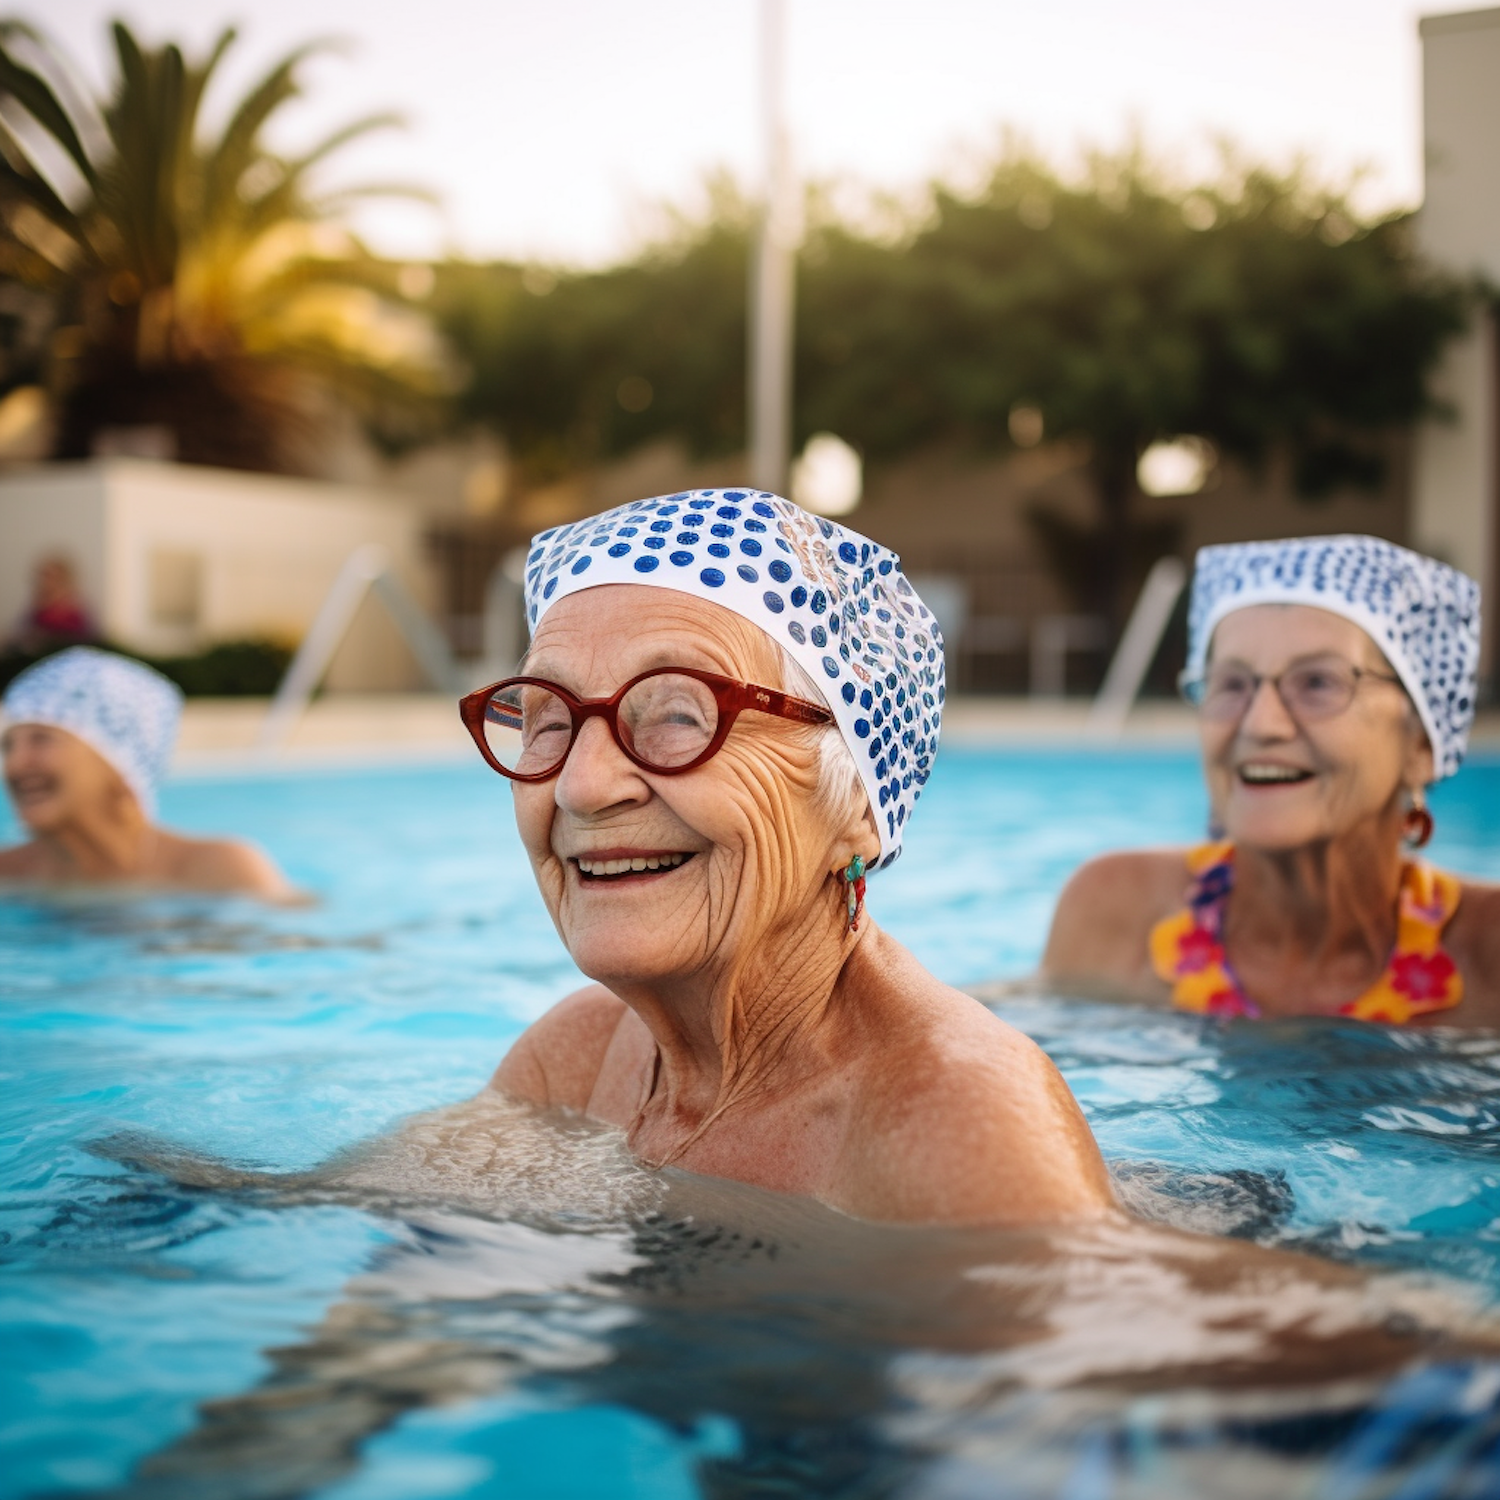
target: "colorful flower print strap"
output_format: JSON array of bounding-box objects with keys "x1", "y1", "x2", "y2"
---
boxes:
[{"x1": 1148, "y1": 842, "x2": 1464, "y2": 1023}]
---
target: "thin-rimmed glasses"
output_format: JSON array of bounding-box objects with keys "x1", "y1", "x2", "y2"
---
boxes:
[
  {"x1": 459, "y1": 668, "x2": 834, "y2": 782},
  {"x1": 1178, "y1": 657, "x2": 1401, "y2": 723}
]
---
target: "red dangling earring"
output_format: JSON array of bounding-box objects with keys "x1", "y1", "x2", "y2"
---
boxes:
[
  {"x1": 842, "y1": 854, "x2": 867, "y2": 934},
  {"x1": 1403, "y1": 787, "x2": 1434, "y2": 850}
]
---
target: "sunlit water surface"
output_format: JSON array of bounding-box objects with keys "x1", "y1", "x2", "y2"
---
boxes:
[{"x1": 4, "y1": 747, "x2": 1500, "y2": 1499}]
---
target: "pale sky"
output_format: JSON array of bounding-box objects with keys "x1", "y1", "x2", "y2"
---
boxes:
[{"x1": 28, "y1": 0, "x2": 1469, "y2": 265}]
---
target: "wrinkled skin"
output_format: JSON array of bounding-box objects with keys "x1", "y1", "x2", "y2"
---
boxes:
[
  {"x1": 1043, "y1": 604, "x2": 1500, "y2": 1022},
  {"x1": 492, "y1": 584, "x2": 1114, "y2": 1226},
  {"x1": 0, "y1": 721, "x2": 291, "y2": 897}
]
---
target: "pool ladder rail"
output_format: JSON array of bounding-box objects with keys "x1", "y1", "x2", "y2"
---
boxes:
[
  {"x1": 1086, "y1": 556, "x2": 1188, "y2": 738},
  {"x1": 256, "y1": 544, "x2": 468, "y2": 753}
]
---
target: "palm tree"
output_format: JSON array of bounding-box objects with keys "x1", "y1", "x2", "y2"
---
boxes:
[{"x1": 0, "y1": 20, "x2": 448, "y2": 473}]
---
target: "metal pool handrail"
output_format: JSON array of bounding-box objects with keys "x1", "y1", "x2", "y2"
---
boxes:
[
  {"x1": 1087, "y1": 556, "x2": 1188, "y2": 738},
  {"x1": 256, "y1": 544, "x2": 464, "y2": 753}
]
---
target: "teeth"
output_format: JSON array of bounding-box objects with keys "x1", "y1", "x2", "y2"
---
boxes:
[
  {"x1": 577, "y1": 853, "x2": 687, "y2": 876},
  {"x1": 1240, "y1": 764, "x2": 1310, "y2": 784}
]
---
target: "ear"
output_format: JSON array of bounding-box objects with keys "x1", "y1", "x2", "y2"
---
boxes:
[
  {"x1": 1402, "y1": 713, "x2": 1436, "y2": 791},
  {"x1": 827, "y1": 802, "x2": 881, "y2": 878}
]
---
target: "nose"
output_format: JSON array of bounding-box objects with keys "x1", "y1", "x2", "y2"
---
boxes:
[
  {"x1": 1238, "y1": 674, "x2": 1298, "y2": 739},
  {"x1": 553, "y1": 714, "x2": 650, "y2": 819}
]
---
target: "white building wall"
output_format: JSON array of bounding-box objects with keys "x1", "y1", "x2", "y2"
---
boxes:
[
  {"x1": 0, "y1": 460, "x2": 436, "y2": 691},
  {"x1": 1414, "y1": 6, "x2": 1500, "y2": 667}
]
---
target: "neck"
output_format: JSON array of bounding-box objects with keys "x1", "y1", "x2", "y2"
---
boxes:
[
  {"x1": 608, "y1": 878, "x2": 860, "y2": 1161},
  {"x1": 1228, "y1": 814, "x2": 1408, "y2": 970},
  {"x1": 32, "y1": 800, "x2": 156, "y2": 882}
]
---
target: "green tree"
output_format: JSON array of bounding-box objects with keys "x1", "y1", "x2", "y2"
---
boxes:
[
  {"x1": 0, "y1": 19, "x2": 448, "y2": 472},
  {"x1": 796, "y1": 150, "x2": 1468, "y2": 617},
  {"x1": 435, "y1": 189, "x2": 751, "y2": 488},
  {"x1": 431, "y1": 148, "x2": 1468, "y2": 622}
]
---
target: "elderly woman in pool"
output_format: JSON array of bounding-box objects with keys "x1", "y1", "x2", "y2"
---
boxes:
[
  {"x1": 0, "y1": 646, "x2": 290, "y2": 896},
  {"x1": 462, "y1": 492, "x2": 1113, "y2": 1226},
  {"x1": 1045, "y1": 535, "x2": 1500, "y2": 1024}
]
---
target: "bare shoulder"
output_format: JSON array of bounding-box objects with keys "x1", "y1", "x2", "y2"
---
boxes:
[
  {"x1": 1041, "y1": 847, "x2": 1189, "y2": 986},
  {"x1": 158, "y1": 832, "x2": 295, "y2": 900},
  {"x1": 490, "y1": 984, "x2": 629, "y2": 1109},
  {"x1": 1448, "y1": 878, "x2": 1500, "y2": 1026},
  {"x1": 839, "y1": 943, "x2": 1115, "y2": 1226}
]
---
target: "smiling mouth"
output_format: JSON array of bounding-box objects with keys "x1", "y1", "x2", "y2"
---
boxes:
[
  {"x1": 572, "y1": 852, "x2": 695, "y2": 880},
  {"x1": 1237, "y1": 764, "x2": 1314, "y2": 787},
  {"x1": 7, "y1": 778, "x2": 56, "y2": 804}
]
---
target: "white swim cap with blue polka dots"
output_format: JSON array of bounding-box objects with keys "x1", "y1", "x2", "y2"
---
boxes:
[
  {"x1": 1187, "y1": 535, "x2": 1481, "y2": 780},
  {"x1": 2, "y1": 646, "x2": 183, "y2": 815},
  {"x1": 523, "y1": 489, "x2": 946, "y2": 867}
]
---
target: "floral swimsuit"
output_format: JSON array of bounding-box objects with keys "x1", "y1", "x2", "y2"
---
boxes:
[{"x1": 1148, "y1": 842, "x2": 1464, "y2": 1022}]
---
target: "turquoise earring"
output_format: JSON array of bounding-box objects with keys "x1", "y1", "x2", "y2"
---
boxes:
[{"x1": 843, "y1": 854, "x2": 867, "y2": 935}]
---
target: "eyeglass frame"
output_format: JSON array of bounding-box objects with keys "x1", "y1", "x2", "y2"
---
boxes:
[
  {"x1": 1176, "y1": 655, "x2": 1403, "y2": 723},
  {"x1": 459, "y1": 666, "x2": 835, "y2": 782}
]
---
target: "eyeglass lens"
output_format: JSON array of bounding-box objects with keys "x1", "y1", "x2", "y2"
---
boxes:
[
  {"x1": 1199, "y1": 660, "x2": 1362, "y2": 721},
  {"x1": 482, "y1": 674, "x2": 723, "y2": 775}
]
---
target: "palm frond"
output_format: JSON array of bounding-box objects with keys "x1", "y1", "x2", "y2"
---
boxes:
[
  {"x1": 304, "y1": 182, "x2": 441, "y2": 214},
  {"x1": 283, "y1": 111, "x2": 405, "y2": 183},
  {"x1": 0, "y1": 33, "x2": 98, "y2": 189},
  {"x1": 7, "y1": 18, "x2": 448, "y2": 471},
  {"x1": 0, "y1": 119, "x2": 91, "y2": 244},
  {"x1": 201, "y1": 38, "x2": 344, "y2": 221}
]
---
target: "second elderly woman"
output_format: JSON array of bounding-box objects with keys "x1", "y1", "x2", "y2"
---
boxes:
[
  {"x1": 460, "y1": 490, "x2": 1114, "y2": 1226},
  {"x1": 1044, "y1": 535, "x2": 1500, "y2": 1024}
]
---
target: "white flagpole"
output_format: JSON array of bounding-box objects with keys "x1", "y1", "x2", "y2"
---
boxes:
[{"x1": 748, "y1": 0, "x2": 798, "y2": 494}]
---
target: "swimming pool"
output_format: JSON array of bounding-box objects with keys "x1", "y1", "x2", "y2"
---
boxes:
[{"x1": 5, "y1": 746, "x2": 1500, "y2": 1498}]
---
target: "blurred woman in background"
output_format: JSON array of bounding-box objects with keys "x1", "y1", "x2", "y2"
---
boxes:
[
  {"x1": 0, "y1": 646, "x2": 291, "y2": 897},
  {"x1": 1044, "y1": 535, "x2": 1500, "y2": 1024},
  {"x1": 5, "y1": 553, "x2": 99, "y2": 656}
]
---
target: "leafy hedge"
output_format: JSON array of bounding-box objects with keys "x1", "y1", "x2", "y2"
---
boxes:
[{"x1": 0, "y1": 639, "x2": 292, "y2": 697}]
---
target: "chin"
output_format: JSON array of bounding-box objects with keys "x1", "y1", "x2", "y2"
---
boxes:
[
  {"x1": 570, "y1": 951, "x2": 690, "y2": 992},
  {"x1": 562, "y1": 923, "x2": 695, "y2": 989},
  {"x1": 1226, "y1": 814, "x2": 1327, "y2": 851},
  {"x1": 13, "y1": 804, "x2": 62, "y2": 835}
]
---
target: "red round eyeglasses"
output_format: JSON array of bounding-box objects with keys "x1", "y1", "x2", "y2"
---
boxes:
[{"x1": 459, "y1": 667, "x2": 833, "y2": 782}]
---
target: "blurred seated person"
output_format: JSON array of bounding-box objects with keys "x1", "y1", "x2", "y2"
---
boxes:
[
  {"x1": 0, "y1": 647, "x2": 292, "y2": 897},
  {"x1": 6, "y1": 554, "x2": 99, "y2": 655},
  {"x1": 1043, "y1": 536, "x2": 1500, "y2": 1025}
]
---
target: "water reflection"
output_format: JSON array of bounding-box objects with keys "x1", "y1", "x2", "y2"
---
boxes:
[{"x1": 89, "y1": 1093, "x2": 1500, "y2": 1500}]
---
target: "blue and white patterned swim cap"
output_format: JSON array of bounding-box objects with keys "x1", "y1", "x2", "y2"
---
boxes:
[
  {"x1": 1187, "y1": 535, "x2": 1481, "y2": 780},
  {"x1": 523, "y1": 489, "x2": 946, "y2": 867},
  {"x1": 2, "y1": 647, "x2": 183, "y2": 815}
]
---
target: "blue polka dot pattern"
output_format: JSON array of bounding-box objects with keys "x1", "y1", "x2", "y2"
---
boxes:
[
  {"x1": 523, "y1": 489, "x2": 945, "y2": 866},
  {"x1": 1188, "y1": 535, "x2": 1481, "y2": 780},
  {"x1": 2, "y1": 646, "x2": 182, "y2": 816}
]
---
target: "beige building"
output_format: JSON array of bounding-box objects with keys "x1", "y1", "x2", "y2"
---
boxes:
[
  {"x1": 0, "y1": 459, "x2": 437, "y2": 690},
  {"x1": 1414, "y1": 5, "x2": 1500, "y2": 668}
]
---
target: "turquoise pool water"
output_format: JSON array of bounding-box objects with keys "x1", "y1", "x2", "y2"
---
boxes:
[{"x1": 5, "y1": 747, "x2": 1500, "y2": 1499}]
